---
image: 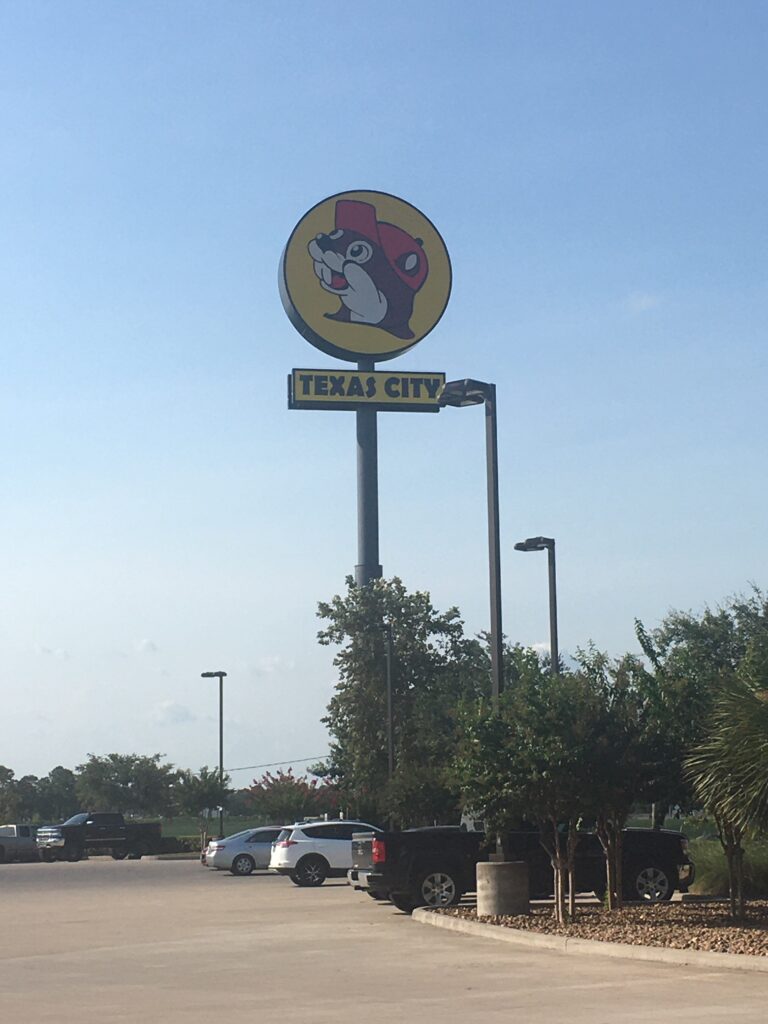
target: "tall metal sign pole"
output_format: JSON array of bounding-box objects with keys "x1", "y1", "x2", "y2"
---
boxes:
[
  {"x1": 356, "y1": 358, "x2": 382, "y2": 585},
  {"x1": 279, "y1": 191, "x2": 452, "y2": 584}
]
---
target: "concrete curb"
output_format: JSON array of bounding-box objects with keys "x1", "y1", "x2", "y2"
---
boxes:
[
  {"x1": 144, "y1": 853, "x2": 201, "y2": 861},
  {"x1": 412, "y1": 908, "x2": 768, "y2": 974}
]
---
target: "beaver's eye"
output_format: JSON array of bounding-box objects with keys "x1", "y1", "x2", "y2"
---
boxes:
[
  {"x1": 329, "y1": 229, "x2": 344, "y2": 240},
  {"x1": 346, "y1": 240, "x2": 372, "y2": 263}
]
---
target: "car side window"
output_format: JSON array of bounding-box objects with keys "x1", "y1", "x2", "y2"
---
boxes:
[
  {"x1": 259, "y1": 829, "x2": 281, "y2": 843},
  {"x1": 332, "y1": 824, "x2": 363, "y2": 840},
  {"x1": 301, "y1": 825, "x2": 328, "y2": 839},
  {"x1": 248, "y1": 830, "x2": 280, "y2": 844}
]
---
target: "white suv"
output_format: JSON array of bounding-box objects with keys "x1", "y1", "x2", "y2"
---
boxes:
[{"x1": 270, "y1": 820, "x2": 379, "y2": 887}]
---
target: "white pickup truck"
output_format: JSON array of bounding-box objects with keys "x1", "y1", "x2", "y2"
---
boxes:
[{"x1": 0, "y1": 824, "x2": 39, "y2": 863}]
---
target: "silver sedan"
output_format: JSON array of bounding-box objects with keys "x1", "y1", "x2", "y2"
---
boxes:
[{"x1": 205, "y1": 826, "x2": 284, "y2": 875}]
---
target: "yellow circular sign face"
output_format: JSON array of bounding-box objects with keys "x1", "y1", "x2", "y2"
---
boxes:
[{"x1": 280, "y1": 190, "x2": 451, "y2": 363}]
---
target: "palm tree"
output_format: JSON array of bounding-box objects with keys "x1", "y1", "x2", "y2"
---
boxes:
[{"x1": 684, "y1": 680, "x2": 768, "y2": 916}]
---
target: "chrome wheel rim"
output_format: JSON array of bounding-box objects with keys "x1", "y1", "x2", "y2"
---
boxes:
[
  {"x1": 302, "y1": 861, "x2": 323, "y2": 883},
  {"x1": 421, "y1": 872, "x2": 456, "y2": 907},
  {"x1": 635, "y1": 867, "x2": 670, "y2": 901}
]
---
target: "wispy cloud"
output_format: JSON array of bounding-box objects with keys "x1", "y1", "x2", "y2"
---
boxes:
[
  {"x1": 248, "y1": 655, "x2": 294, "y2": 677},
  {"x1": 153, "y1": 700, "x2": 195, "y2": 726},
  {"x1": 35, "y1": 644, "x2": 70, "y2": 660},
  {"x1": 136, "y1": 638, "x2": 159, "y2": 655},
  {"x1": 625, "y1": 291, "x2": 663, "y2": 314}
]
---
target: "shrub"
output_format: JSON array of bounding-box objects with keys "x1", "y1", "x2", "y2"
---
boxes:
[{"x1": 690, "y1": 838, "x2": 768, "y2": 897}]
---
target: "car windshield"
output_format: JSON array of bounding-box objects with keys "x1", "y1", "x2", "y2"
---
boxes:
[{"x1": 61, "y1": 813, "x2": 89, "y2": 826}]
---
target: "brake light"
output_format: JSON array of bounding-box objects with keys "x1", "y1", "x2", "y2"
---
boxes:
[
  {"x1": 372, "y1": 838, "x2": 386, "y2": 864},
  {"x1": 277, "y1": 839, "x2": 298, "y2": 848}
]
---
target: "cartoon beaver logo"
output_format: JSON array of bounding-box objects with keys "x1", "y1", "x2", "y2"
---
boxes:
[{"x1": 307, "y1": 199, "x2": 428, "y2": 340}]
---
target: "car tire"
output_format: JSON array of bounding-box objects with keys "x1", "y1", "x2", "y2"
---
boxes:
[
  {"x1": 625, "y1": 863, "x2": 674, "y2": 902},
  {"x1": 230, "y1": 854, "x2": 256, "y2": 876},
  {"x1": 367, "y1": 890, "x2": 387, "y2": 900},
  {"x1": 111, "y1": 849, "x2": 128, "y2": 860},
  {"x1": 40, "y1": 849, "x2": 55, "y2": 863},
  {"x1": 65, "y1": 845, "x2": 82, "y2": 862},
  {"x1": 390, "y1": 892, "x2": 418, "y2": 914},
  {"x1": 415, "y1": 866, "x2": 462, "y2": 908},
  {"x1": 292, "y1": 854, "x2": 329, "y2": 887},
  {"x1": 0, "y1": 846, "x2": 5, "y2": 864}
]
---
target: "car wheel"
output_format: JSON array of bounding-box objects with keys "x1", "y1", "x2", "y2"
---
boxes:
[
  {"x1": 231, "y1": 854, "x2": 255, "y2": 876},
  {"x1": 40, "y1": 849, "x2": 55, "y2": 863},
  {"x1": 111, "y1": 849, "x2": 128, "y2": 860},
  {"x1": 625, "y1": 864, "x2": 674, "y2": 902},
  {"x1": 367, "y1": 890, "x2": 387, "y2": 900},
  {"x1": 65, "y1": 845, "x2": 82, "y2": 862},
  {"x1": 0, "y1": 846, "x2": 5, "y2": 864},
  {"x1": 416, "y1": 867, "x2": 462, "y2": 908},
  {"x1": 293, "y1": 855, "x2": 329, "y2": 887},
  {"x1": 390, "y1": 892, "x2": 418, "y2": 914}
]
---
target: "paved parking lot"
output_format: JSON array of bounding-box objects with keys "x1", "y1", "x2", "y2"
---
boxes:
[{"x1": 1, "y1": 859, "x2": 766, "y2": 1022}]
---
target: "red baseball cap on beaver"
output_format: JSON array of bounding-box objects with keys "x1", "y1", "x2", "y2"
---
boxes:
[{"x1": 335, "y1": 200, "x2": 429, "y2": 292}]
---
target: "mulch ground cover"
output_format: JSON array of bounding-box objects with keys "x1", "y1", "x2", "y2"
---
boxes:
[{"x1": 439, "y1": 901, "x2": 768, "y2": 957}]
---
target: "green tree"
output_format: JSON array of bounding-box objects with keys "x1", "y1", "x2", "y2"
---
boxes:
[
  {"x1": 246, "y1": 769, "x2": 339, "y2": 824},
  {"x1": 176, "y1": 766, "x2": 232, "y2": 846},
  {"x1": 0, "y1": 766, "x2": 20, "y2": 821},
  {"x1": 318, "y1": 576, "x2": 488, "y2": 824},
  {"x1": 35, "y1": 767, "x2": 79, "y2": 822},
  {"x1": 575, "y1": 648, "x2": 663, "y2": 908},
  {"x1": 75, "y1": 753, "x2": 179, "y2": 817},
  {"x1": 635, "y1": 589, "x2": 768, "y2": 824},
  {"x1": 13, "y1": 775, "x2": 40, "y2": 821},
  {"x1": 456, "y1": 658, "x2": 602, "y2": 924}
]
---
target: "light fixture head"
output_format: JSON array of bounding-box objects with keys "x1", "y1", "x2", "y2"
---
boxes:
[
  {"x1": 438, "y1": 378, "x2": 493, "y2": 408},
  {"x1": 514, "y1": 536, "x2": 554, "y2": 552}
]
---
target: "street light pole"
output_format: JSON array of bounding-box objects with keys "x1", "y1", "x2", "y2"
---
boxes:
[
  {"x1": 439, "y1": 379, "x2": 504, "y2": 708},
  {"x1": 201, "y1": 670, "x2": 227, "y2": 836},
  {"x1": 514, "y1": 537, "x2": 559, "y2": 675},
  {"x1": 383, "y1": 622, "x2": 394, "y2": 781}
]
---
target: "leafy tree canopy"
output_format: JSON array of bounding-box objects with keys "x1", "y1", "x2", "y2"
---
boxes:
[{"x1": 318, "y1": 576, "x2": 489, "y2": 824}]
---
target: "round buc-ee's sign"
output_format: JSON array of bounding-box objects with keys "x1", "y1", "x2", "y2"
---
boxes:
[{"x1": 279, "y1": 190, "x2": 451, "y2": 363}]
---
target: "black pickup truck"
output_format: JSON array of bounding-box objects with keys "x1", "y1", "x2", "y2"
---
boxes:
[
  {"x1": 36, "y1": 812, "x2": 162, "y2": 862},
  {"x1": 350, "y1": 825, "x2": 695, "y2": 913}
]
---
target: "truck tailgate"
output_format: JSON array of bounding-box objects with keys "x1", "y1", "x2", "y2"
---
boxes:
[{"x1": 351, "y1": 832, "x2": 376, "y2": 870}]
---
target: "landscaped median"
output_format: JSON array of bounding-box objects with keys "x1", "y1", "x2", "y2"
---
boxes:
[{"x1": 412, "y1": 902, "x2": 768, "y2": 974}]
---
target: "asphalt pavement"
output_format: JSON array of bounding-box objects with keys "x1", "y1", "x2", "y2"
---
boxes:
[{"x1": 1, "y1": 859, "x2": 766, "y2": 1022}]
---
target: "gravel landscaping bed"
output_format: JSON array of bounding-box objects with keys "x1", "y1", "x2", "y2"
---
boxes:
[{"x1": 438, "y1": 901, "x2": 768, "y2": 957}]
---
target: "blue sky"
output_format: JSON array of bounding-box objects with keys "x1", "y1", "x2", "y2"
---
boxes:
[{"x1": 1, "y1": 2, "x2": 766, "y2": 780}]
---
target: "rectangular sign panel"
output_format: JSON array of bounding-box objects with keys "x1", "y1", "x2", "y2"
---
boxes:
[{"x1": 288, "y1": 369, "x2": 446, "y2": 412}]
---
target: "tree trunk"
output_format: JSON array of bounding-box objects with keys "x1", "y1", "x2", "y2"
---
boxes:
[
  {"x1": 735, "y1": 846, "x2": 745, "y2": 918},
  {"x1": 729, "y1": 847, "x2": 741, "y2": 921},
  {"x1": 614, "y1": 830, "x2": 624, "y2": 910},
  {"x1": 541, "y1": 820, "x2": 567, "y2": 926},
  {"x1": 566, "y1": 819, "x2": 580, "y2": 919},
  {"x1": 596, "y1": 815, "x2": 618, "y2": 910},
  {"x1": 650, "y1": 802, "x2": 666, "y2": 830}
]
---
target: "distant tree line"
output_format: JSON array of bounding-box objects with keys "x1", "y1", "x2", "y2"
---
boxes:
[
  {"x1": 0, "y1": 755, "x2": 339, "y2": 830},
  {"x1": 316, "y1": 577, "x2": 768, "y2": 921}
]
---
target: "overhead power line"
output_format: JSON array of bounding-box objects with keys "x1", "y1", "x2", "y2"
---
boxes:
[{"x1": 225, "y1": 755, "x2": 328, "y2": 774}]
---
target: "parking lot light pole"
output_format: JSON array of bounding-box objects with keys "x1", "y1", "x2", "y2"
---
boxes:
[
  {"x1": 439, "y1": 379, "x2": 504, "y2": 709},
  {"x1": 383, "y1": 621, "x2": 394, "y2": 781},
  {"x1": 201, "y1": 670, "x2": 227, "y2": 836},
  {"x1": 514, "y1": 537, "x2": 558, "y2": 675}
]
